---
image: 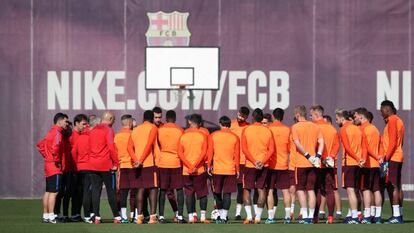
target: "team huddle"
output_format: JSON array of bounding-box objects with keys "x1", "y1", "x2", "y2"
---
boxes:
[{"x1": 36, "y1": 100, "x2": 405, "y2": 225}]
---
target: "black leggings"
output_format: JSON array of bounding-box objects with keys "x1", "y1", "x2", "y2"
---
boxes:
[
  {"x1": 213, "y1": 192, "x2": 232, "y2": 210},
  {"x1": 80, "y1": 171, "x2": 93, "y2": 217},
  {"x1": 90, "y1": 171, "x2": 119, "y2": 218}
]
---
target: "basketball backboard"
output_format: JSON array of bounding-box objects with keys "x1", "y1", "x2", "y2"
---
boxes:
[{"x1": 145, "y1": 47, "x2": 219, "y2": 90}]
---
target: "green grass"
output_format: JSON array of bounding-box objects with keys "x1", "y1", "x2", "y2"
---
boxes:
[{"x1": 0, "y1": 199, "x2": 412, "y2": 233}]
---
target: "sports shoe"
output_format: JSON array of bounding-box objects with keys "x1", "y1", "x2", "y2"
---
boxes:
[
  {"x1": 298, "y1": 219, "x2": 307, "y2": 224},
  {"x1": 360, "y1": 217, "x2": 371, "y2": 224},
  {"x1": 193, "y1": 215, "x2": 199, "y2": 222},
  {"x1": 290, "y1": 213, "x2": 295, "y2": 221},
  {"x1": 177, "y1": 218, "x2": 187, "y2": 224},
  {"x1": 335, "y1": 213, "x2": 342, "y2": 220},
  {"x1": 42, "y1": 218, "x2": 49, "y2": 223},
  {"x1": 136, "y1": 215, "x2": 144, "y2": 224},
  {"x1": 283, "y1": 217, "x2": 291, "y2": 224},
  {"x1": 121, "y1": 218, "x2": 129, "y2": 224},
  {"x1": 326, "y1": 216, "x2": 334, "y2": 224},
  {"x1": 158, "y1": 217, "x2": 166, "y2": 224},
  {"x1": 304, "y1": 218, "x2": 313, "y2": 224},
  {"x1": 384, "y1": 216, "x2": 403, "y2": 224},
  {"x1": 83, "y1": 217, "x2": 93, "y2": 224},
  {"x1": 319, "y1": 212, "x2": 326, "y2": 220},
  {"x1": 372, "y1": 217, "x2": 381, "y2": 224},
  {"x1": 70, "y1": 215, "x2": 82, "y2": 222},
  {"x1": 243, "y1": 218, "x2": 253, "y2": 224},
  {"x1": 342, "y1": 216, "x2": 351, "y2": 224},
  {"x1": 148, "y1": 216, "x2": 158, "y2": 224},
  {"x1": 358, "y1": 213, "x2": 363, "y2": 222},
  {"x1": 49, "y1": 218, "x2": 57, "y2": 224},
  {"x1": 200, "y1": 219, "x2": 210, "y2": 224},
  {"x1": 297, "y1": 214, "x2": 302, "y2": 221},
  {"x1": 60, "y1": 216, "x2": 69, "y2": 223},
  {"x1": 215, "y1": 216, "x2": 222, "y2": 224},
  {"x1": 265, "y1": 218, "x2": 276, "y2": 224},
  {"x1": 113, "y1": 218, "x2": 121, "y2": 224},
  {"x1": 235, "y1": 215, "x2": 242, "y2": 221},
  {"x1": 254, "y1": 219, "x2": 261, "y2": 224},
  {"x1": 94, "y1": 218, "x2": 101, "y2": 224},
  {"x1": 345, "y1": 218, "x2": 359, "y2": 224}
]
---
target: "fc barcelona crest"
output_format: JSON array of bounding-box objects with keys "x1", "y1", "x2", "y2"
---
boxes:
[{"x1": 146, "y1": 11, "x2": 191, "y2": 46}]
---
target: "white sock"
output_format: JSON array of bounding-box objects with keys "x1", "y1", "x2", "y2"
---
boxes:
[
  {"x1": 351, "y1": 210, "x2": 358, "y2": 219},
  {"x1": 177, "y1": 215, "x2": 183, "y2": 220},
  {"x1": 48, "y1": 213, "x2": 55, "y2": 220},
  {"x1": 188, "y1": 213, "x2": 194, "y2": 222},
  {"x1": 200, "y1": 210, "x2": 206, "y2": 221},
  {"x1": 291, "y1": 203, "x2": 295, "y2": 214},
  {"x1": 375, "y1": 207, "x2": 382, "y2": 218},
  {"x1": 392, "y1": 205, "x2": 400, "y2": 217},
  {"x1": 300, "y1": 208, "x2": 308, "y2": 219},
  {"x1": 400, "y1": 206, "x2": 403, "y2": 216},
  {"x1": 255, "y1": 207, "x2": 263, "y2": 221},
  {"x1": 121, "y1": 208, "x2": 127, "y2": 219},
  {"x1": 336, "y1": 211, "x2": 342, "y2": 215},
  {"x1": 370, "y1": 206, "x2": 375, "y2": 216},
  {"x1": 346, "y1": 209, "x2": 351, "y2": 217},
  {"x1": 267, "y1": 209, "x2": 275, "y2": 220},
  {"x1": 236, "y1": 204, "x2": 242, "y2": 216},
  {"x1": 319, "y1": 210, "x2": 325, "y2": 214},
  {"x1": 135, "y1": 209, "x2": 138, "y2": 219},
  {"x1": 95, "y1": 216, "x2": 101, "y2": 220},
  {"x1": 308, "y1": 208, "x2": 315, "y2": 219},
  {"x1": 175, "y1": 211, "x2": 179, "y2": 218},
  {"x1": 245, "y1": 205, "x2": 253, "y2": 220},
  {"x1": 90, "y1": 213, "x2": 95, "y2": 218},
  {"x1": 43, "y1": 213, "x2": 48, "y2": 219},
  {"x1": 114, "y1": 216, "x2": 121, "y2": 220},
  {"x1": 130, "y1": 212, "x2": 134, "y2": 219},
  {"x1": 364, "y1": 208, "x2": 370, "y2": 218},
  {"x1": 221, "y1": 209, "x2": 228, "y2": 220},
  {"x1": 273, "y1": 206, "x2": 277, "y2": 213},
  {"x1": 285, "y1": 208, "x2": 291, "y2": 219},
  {"x1": 253, "y1": 204, "x2": 258, "y2": 215}
]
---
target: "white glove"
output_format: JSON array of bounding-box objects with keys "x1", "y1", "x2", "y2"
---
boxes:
[
  {"x1": 325, "y1": 157, "x2": 334, "y2": 168},
  {"x1": 307, "y1": 156, "x2": 316, "y2": 165}
]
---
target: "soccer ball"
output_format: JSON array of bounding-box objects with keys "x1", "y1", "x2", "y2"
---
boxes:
[{"x1": 210, "y1": 209, "x2": 220, "y2": 220}]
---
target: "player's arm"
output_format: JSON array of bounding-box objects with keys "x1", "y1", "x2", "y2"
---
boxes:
[
  {"x1": 193, "y1": 134, "x2": 208, "y2": 169},
  {"x1": 51, "y1": 131, "x2": 62, "y2": 162},
  {"x1": 262, "y1": 134, "x2": 275, "y2": 165},
  {"x1": 138, "y1": 126, "x2": 158, "y2": 164},
  {"x1": 207, "y1": 135, "x2": 214, "y2": 169},
  {"x1": 330, "y1": 133, "x2": 340, "y2": 159},
  {"x1": 36, "y1": 139, "x2": 46, "y2": 158},
  {"x1": 127, "y1": 136, "x2": 139, "y2": 163},
  {"x1": 177, "y1": 138, "x2": 192, "y2": 169},
  {"x1": 241, "y1": 129, "x2": 256, "y2": 164},
  {"x1": 234, "y1": 135, "x2": 240, "y2": 173},
  {"x1": 107, "y1": 128, "x2": 119, "y2": 168},
  {"x1": 316, "y1": 130, "x2": 324, "y2": 157},
  {"x1": 384, "y1": 118, "x2": 398, "y2": 161},
  {"x1": 339, "y1": 127, "x2": 360, "y2": 162},
  {"x1": 71, "y1": 140, "x2": 78, "y2": 164}
]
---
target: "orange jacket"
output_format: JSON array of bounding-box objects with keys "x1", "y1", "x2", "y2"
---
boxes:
[
  {"x1": 207, "y1": 128, "x2": 240, "y2": 175},
  {"x1": 268, "y1": 121, "x2": 290, "y2": 170},
  {"x1": 115, "y1": 128, "x2": 138, "y2": 169},
  {"x1": 241, "y1": 122, "x2": 275, "y2": 168},
  {"x1": 157, "y1": 123, "x2": 184, "y2": 168},
  {"x1": 178, "y1": 128, "x2": 208, "y2": 175},
  {"x1": 339, "y1": 121, "x2": 366, "y2": 166},
  {"x1": 291, "y1": 120, "x2": 323, "y2": 168},
  {"x1": 230, "y1": 119, "x2": 249, "y2": 165},
  {"x1": 382, "y1": 115, "x2": 404, "y2": 162},
  {"x1": 129, "y1": 121, "x2": 158, "y2": 168},
  {"x1": 360, "y1": 122, "x2": 380, "y2": 168},
  {"x1": 314, "y1": 119, "x2": 340, "y2": 168}
]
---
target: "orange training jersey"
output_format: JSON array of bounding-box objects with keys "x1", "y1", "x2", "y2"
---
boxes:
[
  {"x1": 157, "y1": 123, "x2": 184, "y2": 168},
  {"x1": 291, "y1": 120, "x2": 323, "y2": 168},
  {"x1": 382, "y1": 115, "x2": 404, "y2": 162},
  {"x1": 360, "y1": 122, "x2": 380, "y2": 168},
  {"x1": 288, "y1": 134, "x2": 296, "y2": 171},
  {"x1": 129, "y1": 121, "x2": 158, "y2": 168},
  {"x1": 339, "y1": 121, "x2": 365, "y2": 166},
  {"x1": 114, "y1": 128, "x2": 137, "y2": 169},
  {"x1": 268, "y1": 121, "x2": 290, "y2": 170},
  {"x1": 230, "y1": 119, "x2": 249, "y2": 165},
  {"x1": 178, "y1": 128, "x2": 208, "y2": 175},
  {"x1": 241, "y1": 122, "x2": 275, "y2": 168},
  {"x1": 207, "y1": 128, "x2": 240, "y2": 175},
  {"x1": 314, "y1": 119, "x2": 340, "y2": 168}
]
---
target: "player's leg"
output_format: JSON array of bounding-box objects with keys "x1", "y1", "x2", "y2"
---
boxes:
[
  {"x1": 307, "y1": 168, "x2": 317, "y2": 223},
  {"x1": 129, "y1": 188, "x2": 137, "y2": 220},
  {"x1": 148, "y1": 187, "x2": 158, "y2": 223},
  {"x1": 119, "y1": 188, "x2": 130, "y2": 222},
  {"x1": 361, "y1": 169, "x2": 372, "y2": 224},
  {"x1": 296, "y1": 168, "x2": 308, "y2": 223},
  {"x1": 167, "y1": 189, "x2": 178, "y2": 217},
  {"x1": 325, "y1": 169, "x2": 335, "y2": 224},
  {"x1": 62, "y1": 172, "x2": 73, "y2": 221},
  {"x1": 81, "y1": 171, "x2": 93, "y2": 222},
  {"x1": 102, "y1": 171, "x2": 121, "y2": 223},
  {"x1": 176, "y1": 188, "x2": 185, "y2": 222},
  {"x1": 42, "y1": 192, "x2": 49, "y2": 223},
  {"x1": 255, "y1": 168, "x2": 269, "y2": 223},
  {"x1": 71, "y1": 172, "x2": 83, "y2": 221},
  {"x1": 158, "y1": 189, "x2": 166, "y2": 221},
  {"x1": 47, "y1": 174, "x2": 61, "y2": 224},
  {"x1": 136, "y1": 188, "x2": 145, "y2": 224},
  {"x1": 266, "y1": 189, "x2": 275, "y2": 222}
]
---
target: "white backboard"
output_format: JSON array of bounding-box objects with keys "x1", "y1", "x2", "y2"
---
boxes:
[{"x1": 145, "y1": 47, "x2": 219, "y2": 90}]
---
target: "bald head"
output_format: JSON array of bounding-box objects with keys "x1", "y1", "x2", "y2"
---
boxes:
[{"x1": 101, "y1": 111, "x2": 115, "y2": 126}]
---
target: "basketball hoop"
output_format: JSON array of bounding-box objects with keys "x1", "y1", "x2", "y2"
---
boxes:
[{"x1": 173, "y1": 85, "x2": 188, "y2": 102}]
